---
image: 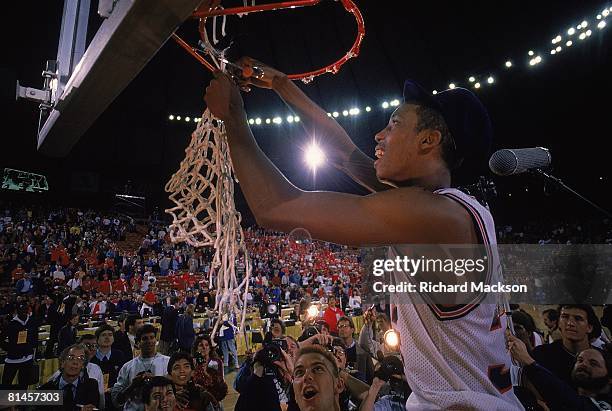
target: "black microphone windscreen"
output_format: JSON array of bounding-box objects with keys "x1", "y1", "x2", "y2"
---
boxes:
[{"x1": 489, "y1": 147, "x2": 551, "y2": 176}]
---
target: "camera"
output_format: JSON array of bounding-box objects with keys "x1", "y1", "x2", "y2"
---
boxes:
[
  {"x1": 374, "y1": 355, "x2": 404, "y2": 382},
  {"x1": 254, "y1": 343, "x2": 283, "y2": 377},
  {"x1": 270, "y1": 338, "x2": 288, "y2": 352}
]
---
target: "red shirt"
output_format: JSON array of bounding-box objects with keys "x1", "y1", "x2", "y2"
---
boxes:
[{"x1": 323, "y1": 306, "x2": 343, "y2": 334}]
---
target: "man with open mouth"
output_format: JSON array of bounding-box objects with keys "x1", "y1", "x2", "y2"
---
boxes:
[{"x1": 292, "y1": 345, "x2": 345, "y2": 411}]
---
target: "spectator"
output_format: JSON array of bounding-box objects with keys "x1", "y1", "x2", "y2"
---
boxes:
[
  {"x1": 508, "y1": 332, "x2": 612, "y2": 410},
  {"x1": 113, "y1": 313, "x2": 143, "y2": 359},
  {"x1": 192, "y1": 334, "x2": 228, "y2": 402},
  {"x1": 0, "y1": 302, "x2": 39, "y2": 389},
  {"x1": 323, "y1": 295, "x2": 343, "y2": 335},
  {"x1": 111, "y1": 324, "x2": 170, "y2": 409},
  {"x1": 167, "y1": 351, "x2": 221, "y2": 410},
  {"x1": 159, "y1": 296, "x2": 179, "y2": 355},
  {"x1": 57, "y1": 313, "x2": 79, "y2": 355},
  {"x1": 532, "y1": 304, "x2": 600, "y2": 387},
  {"x1": 177, "y1": 304, "x2": 196, "y2": 352},
  {"x1": 37, "y1": 344, "x2": 100, "y2": 411},
  {"x1": 292, "y1": 345, "x2": 345, "y2": 411},
  {"x1": 337, "y1": 316, "x2": 373, "y2": 383},
  {"x1": 359, "y1": 310, "x2": 391, "y2": 358},
  {"x1": 542, "y1": 308, "x2": 562, "y2": 343},
  {"x1": 218, "y1": 314, "x2": 240, "y2": 370},
  {"x1": 90, "y1": 324, "x2": 128, "y2": 409},
  {"x1": 141, "y1": 376, "x2": 176, "y2": 411}
]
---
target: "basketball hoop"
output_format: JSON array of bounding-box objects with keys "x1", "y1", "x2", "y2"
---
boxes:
[{"x1": 172, "y1": 0, "x2": 365, "y2": 83}]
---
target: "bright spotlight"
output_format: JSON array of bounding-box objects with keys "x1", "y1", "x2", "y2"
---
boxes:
[
  {"x1": 604, "y1": 9, "x2": 610, "y2": 17},
  {"x1": 273, "y1": 117, "x2": 282, "y2": 124},
  {"x1": 468, "y1": 76, "x2": 475, "y2": 82},
  {"x1": 448, "y1": 83, "x2": 456, "y2": 89},
  {"x1": 265, "y1": 118, "x2": 271, "y2": 124},
  {"x1": 432, "y1": 90, "x2": 438, "y2": 95},
  {"x1": 581, "y1": 20, "x2": 588, "y2": 27},
  {"x1": 598, "y1": 21, "x2": 607, "y2": 29},
  {"x1": 176, "y1": 116, "x2": 181, "y2": 120},
  {"x1": 487, "y1": 76, "x2": 494, "y2": 84},
  {"x1": 505, "y1": 60, "x2": 512, "y2": 68},
  {"x1": 342, "y1": 110, "x2": 349, "y2": 116},
  {"x1": 349, "y1": 108, "x2": 360, "y2": 115},
  {"x1": 390, "y1": 99, "x2": 400, "y2": 107},
  {"x1": 556, "y1": 46, "x2": 562, "y2": 52},
  {"x1": 185, "y1": 117, "x2": 190, "y2": 122},
  {"x1": 579, "y1": 32, "x2": 586, "y2": 40},
  {"x1": 306, "y1": 305, "x2": 319, "y2": 319},
  {"x1": 294, "y1": 116, "x2": 300, "y2": 122},
  {"x1": 169, "y1": 115, "x2": 174, "y2": 120},
  {"x1": 384, "y1": 329, "x2": 400, "y2": 348},
  {"x1": 365, "y1": 106, "x2": 371, "y2": 112},
  {"x1": 528, "y1": 50, "x2": 534, "y2": 56},
  {"x1": 381, "y1": 101, "x2": 389, "y2": 109},
  {"x1": 305, "y1": 143, "x2": 325, "y2": 169},
  {"x1": 566, "y1": 40, "x2": 573, "y2": 46},
  {"x1": 327, "y1": 113, "x2": 332, "y2": 117},
  {"x1": 332, "y1": 111, "x2": 339, "y2": 118},
  {"x1": 550, "y1": 49, "x2": 556, "y2": 55},
  {"x1": 586, "y1": 29, "x2": 592, "y2": 36},
  {"x1": 568, "y1": 27, "x2": 576, "y2": 35},
  {"x1": 255, "y1": 118, "x2": 262, "y2": 125},
  {"x1": 287, "y1": 115, "x2": 294, "y2": 123},
  {"x1": 474, "y1": 82, "x2": 481, "y2": 89}
]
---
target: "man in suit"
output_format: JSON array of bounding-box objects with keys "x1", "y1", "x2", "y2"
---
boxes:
[
  {"x1": 112, "y1": 313, "x2": 143, "y2": 359},
  {"x1": 158, "y1": 297, "x2": 179, "y2": 355},
  {"x1": 37, "y1": 344, "x2": 100, "y2": 411},
  {"x1": 38, "y1": 295, "x2": 61, "y2": 358},
  {"x1": 57, "y1": 313, "x2": 79, "y2": 355}
]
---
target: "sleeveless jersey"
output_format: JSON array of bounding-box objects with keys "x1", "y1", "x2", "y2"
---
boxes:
[{"x1": 390, "y1": 188, "x2": 524, "y2": 410}]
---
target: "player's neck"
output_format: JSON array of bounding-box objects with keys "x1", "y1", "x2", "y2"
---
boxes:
[
  {"x1": 562, "y1": 337, "x2": 590, "y2": 354},
  {"x1": 397, "y1": 166, "x2": 451, "y2": 192}
]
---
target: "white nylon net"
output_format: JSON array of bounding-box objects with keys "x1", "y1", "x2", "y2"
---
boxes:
[{"x1": 165, "y1": 110, "x2": 251, "y2": 336}]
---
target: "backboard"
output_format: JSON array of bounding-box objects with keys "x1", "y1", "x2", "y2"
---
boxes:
[{"x1": 32, "y1": 0, "x2": 207, "y2": 157}]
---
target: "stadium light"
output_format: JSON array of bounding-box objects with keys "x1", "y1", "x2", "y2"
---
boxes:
[{"x1": 305, "y1": 143, "x2": 325, "y2": 170}]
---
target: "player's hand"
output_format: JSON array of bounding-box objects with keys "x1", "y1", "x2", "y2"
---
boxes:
[
  {"x1": 204, "y1": 71, "x2": 245, "y2": 122},
  {"x1": 235, "y1": 56, "x2": 287, "y2": 90},
  {"x1": 506, "y1": 330, "x2": 535, "y2": 367}
]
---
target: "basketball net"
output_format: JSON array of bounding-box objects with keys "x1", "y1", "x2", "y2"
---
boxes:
[{"x1": 165, "y1": 108, "x2": 251, "y2": 338}]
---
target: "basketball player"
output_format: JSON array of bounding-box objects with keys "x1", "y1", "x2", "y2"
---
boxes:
[{"x1": 204, "y1": 62, "x2": 523, "y2": 409}]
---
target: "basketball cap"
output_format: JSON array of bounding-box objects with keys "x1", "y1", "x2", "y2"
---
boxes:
[{"x1": 403, "y1": 80, "x2": 493, "y2": 176}]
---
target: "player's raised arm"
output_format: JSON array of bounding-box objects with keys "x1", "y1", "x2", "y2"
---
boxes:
[
  {"x1": 204, "y1": 72, "x2": 475, "y2": 246},
  {"x1": 237, "y1": 57, "x2": 389, "y2": 193}
]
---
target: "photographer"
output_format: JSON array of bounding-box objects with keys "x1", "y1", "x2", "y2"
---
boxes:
[
  {"x1": 235, "y1": 339, "x2": 294, "y2": 411},
  {"x1": 359, "y1": 356, "x2": 410, "y2": 411},
  {"x1": 191, "y1": 334, "x2": 228, "y2": 402}
]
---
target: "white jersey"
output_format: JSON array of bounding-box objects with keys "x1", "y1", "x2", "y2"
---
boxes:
[{"x1": 391, "y1": 188, "x2": 523, "y2": 410}]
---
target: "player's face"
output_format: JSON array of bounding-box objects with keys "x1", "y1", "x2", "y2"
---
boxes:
[
  {"x1": 559, "y1": 308, "x2": 593, "y2": 342},
  {"x1": 293, "y1": 353, "x2": 343, "y2": 411},
  {"x1": 374, "y1": 104, "x2": 422, "y2": 184}
]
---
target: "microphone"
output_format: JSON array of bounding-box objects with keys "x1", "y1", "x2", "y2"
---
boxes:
[{"x1": 489, "y1": 147, "x2": 551, "y2": 176}]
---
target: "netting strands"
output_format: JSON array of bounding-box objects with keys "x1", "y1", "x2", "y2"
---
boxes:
[{"x1": 165, "y1": 110, "x2": 252, "y2": 338}]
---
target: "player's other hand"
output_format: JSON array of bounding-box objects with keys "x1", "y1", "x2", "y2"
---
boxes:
[
  {"x1": 204, "y1": 71, "x2": 245, "y2": 122},
  {"x1": 235, "y1": 56, "x2": 287, "y2": 90},
  {"x1": 506, "y1": 330, "x2": 535, "y2": 367}
]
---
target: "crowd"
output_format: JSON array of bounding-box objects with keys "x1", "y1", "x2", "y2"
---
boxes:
[{"x1": 1, "y1": 203, "x2": 612, "y2": 410}]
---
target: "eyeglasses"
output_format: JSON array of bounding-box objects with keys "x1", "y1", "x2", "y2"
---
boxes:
[
  {"x1": 67, "y1": 355, "x2": 86, "y2": 362},
  {"x1": 337, "y1": 324, "x2": 352, "y2": 329},
  {"x1": 84, "y1": 343, "x2": 98, "y2": 348}
]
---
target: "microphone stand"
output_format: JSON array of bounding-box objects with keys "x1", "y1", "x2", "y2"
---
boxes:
[{"x1": 530, "y1": 169, "x2": 612, "y2": 218}]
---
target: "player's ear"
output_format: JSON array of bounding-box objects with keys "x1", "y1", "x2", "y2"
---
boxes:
[{"x1": 419, "y1": 129, "x2": 442, "y2": 148}]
